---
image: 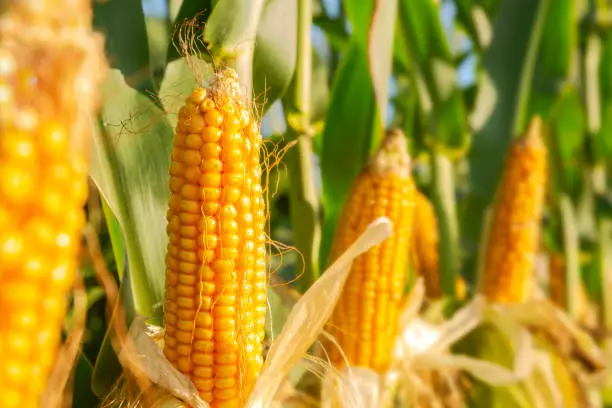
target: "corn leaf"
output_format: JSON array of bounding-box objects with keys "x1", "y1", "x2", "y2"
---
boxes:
[
  {"x1": 252, "y1": 0, "x2": 298, "y2": 113},
  {"x1": 596, "y1": 31, "x2": 612, "y2": 165},
  {"x1": 93, "y1": 0, "x2": 154, "y2": 95},
  {"x1": 461, "y1": 0, "x2": 551, "y2": 284},
  {"x1": 397, "y1": 0, "x2": 468, "y2": 153},
  {"x1": 319, "y1": 45, "x2": 379, "y2": 270},
  {"x1": 169, "y1": 0, "x2": 297, "y2": 114},
  {"x1": 528, "y1": 0, "x2": 576, "y2": 120},
  {"x1": 72, "y1": 354, "x2": 99, "y2": 406},
  {"x1": 91, "y1": 272, "x2": 137, "y2": 396},
  {"x1": 90, "y1": 69, "x2": 173, "y2": 322},
  {"x1": 166, "y1": 0, "x2": 213, "y2": 63},
  {"x1": 319, "y1": 0, "x2": 397, "y2": 269}
]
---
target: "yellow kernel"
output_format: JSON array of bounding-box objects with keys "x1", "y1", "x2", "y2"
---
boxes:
[
  {"x1": 212, "y1": 306, "x2": 235, "y2": 317},
  {"x1": 183, "y1": 166, "x2": 200, "y2": 183},
  {"x1": 239, "y1": 109, "x2": 251, "y2": 128},
  {"x1": 216, "y1": 294, "x2": 236, "y2": 306},
  {"x1": 174, "y1": 132, "x2": 187, "y2": 147},
  {"x1": 215, "y1": 377, "x2": 237, "y2": 389},
  {"x1": 214, "y1": 318, "x2": 235, "y2": 331},
  {"x1": 203, "y1": 202, "x2": 220, "y2": 216},
  {"x1": 200, "y1": 98, "x2": 216, "y2": 112},
  {"x1": 177, "y1": 356, "x2": 193, "y2": 373},
  {"x1": 181, "y1": 184, "x2": 200, "y2": 200},
  {"x1": 221, "y1": 233, "x2": 240, "y2": 247},
  {"x1": 185, "y1": 133, "x2": 204, "y2": 149},
  {"x1": 215, "y1": 364, "x2": 238, "y2": 377},
  {"x1": 202, "y1": 127, "x2": 222, "y2": 142},
  {"x1": 193, "y1": 365, "x2": 214, "y2": 378},
  {"x1": 193, "y1": 340, "x2": 215, "y2": 353},
  {"x1": 222, "y1": 148, "x2": 242, "y2": 162},
  {"x1": 220, "y1": 204, "x2": 237, "y2": 219},
  {"x1": 201, "y1": 187, "x2": 221, "y2": 202},
  {"x1": 221, "y1": 131, "x2": 241, "y2": 146},
  {"x1": 205, "y1": 110, "x2": 223, "y2": 127},
  {"x1": 176, "y1": 284, "x2": 197, "y2": 296},
  {"x1": 188, "y1": 114, "x2": 206, "y2": 133},
  {"x1": 200, "y1": 173, "x2": 221, "y2": 187},
  {"x1": 213, "y1": 385, "x2": 238, "y2": 399},
  {"x1": 191, "y1": 88, "x2": 207, "y2": 103},
  {"x1": 180, "y1": 200, "x2": 201, "y2": 213},
  {"x1": 192, "y1": 376, "x2": 214, "y2": 391},
  {"x1": 198, "y1": 249, "x2": 215, "y2": 263},
  {"x1": 222, "y1": 187, "x2": 241, "y2": 204},
  {"x1": 175, "y1": 330, "x2": 194, "y2": 344},
  {"x1": 224, "y1": 115, "x2": 241, "y2": 131},
  {"x1": 176, "y1": 296, "x2": 196, "y2": 309},
  {"x1": 194, "y1": 328, "x2": 214, "y2": 340},
  {"x1": 201, "y1": 142, "x2": 221, "y2": 158},
  {"x1": 198, "y1": 216, "x2": 217, "y2": 233},
  {"x1": 193, "y1": 352, "x2": 214, "y2": 366},
  {"x1": 40, "y1": 122, "x2": 69, "y2": 157},
  {"x1": 180, "y1": 212, "x2": 200, "y2": 225},
  {"x1": 176, "y1": 308, "x2": 196, "y2": 320},
  {"x1": 202, "y1": 233, "x2": 219, "y2": 249},
  {"x1": 221, "y1": 173, "x2": 243, "y2": 187},
  {"x1": 195, "y1": 312, "x2": 213, "y2": 327},
  {"x1": 182, "y1": 149, "x2": 202, "y2": 166},
  {"x1": 201, "y1": 159, "x2": 222, "y2": 173}
]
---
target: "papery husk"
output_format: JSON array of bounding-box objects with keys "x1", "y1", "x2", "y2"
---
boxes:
[
  {"x1": 101, "y1": 218, "x2": 394, "y2": 408},
  {"x1": 455, "y1": 299, "x2": 605, "y2": 408},
  {"x1": 320, "y1": 283, "x2": 543, "y2": 407}
]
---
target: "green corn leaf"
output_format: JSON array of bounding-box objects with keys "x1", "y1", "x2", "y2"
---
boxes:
[
  {"x1": 93, "y1": 0, "x2": 154, "y2": 95},
  {"x1": 90, "y1": 69, "x2": 173, "y2": 323},
  {"x1": 397, "y1": 0, "x2": 469, "y2": 152},
  {"x1": 461, "y1": 0, "x2": 551, "y2": 284}
]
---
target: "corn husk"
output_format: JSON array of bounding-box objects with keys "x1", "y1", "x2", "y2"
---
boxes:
[{"x1": 104, "y1": 217, "x2": 393, "y2": 407}]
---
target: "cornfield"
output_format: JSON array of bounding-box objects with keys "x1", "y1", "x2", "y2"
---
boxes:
[{"x1": 3, "y1": 0, "x2": 612, "y2": 407}]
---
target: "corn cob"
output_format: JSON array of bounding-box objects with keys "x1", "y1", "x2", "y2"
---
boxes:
[
  {"x1": 412, "y1": 191, "x2": 442, "y2": 298},
  {"x1": 162, "y1": 68, "x2": 267, "y2": 407},
  {"x1": 456, "y1": 275, "x2": 467, "y2": 301},
  {"x1": 548, "y1": 252, "x2": 591, "y2": 320},
  {"x1": 478, "y1": 117, "x2": 547, "y2": 303},
  {"x1": 325, "y1": 129, "x2": 415, "y2": 373},
  {"x1": 0, "y1": 2, "x2": 104, "y2": 406},
  {"x1": 548, "y1": 252, "x2": 566, "y2": 308}
]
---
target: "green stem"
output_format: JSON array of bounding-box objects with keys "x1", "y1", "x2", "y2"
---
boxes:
[
  {"x1": 512, "y1": 0, "x2": 551, "y2": 136},
  {"x1": 431, "y1": 152, "x2": 459, "y2": 297},
  {"x1": 559, "y1": 194, "x2": 580, "y2": 319},
  {"x1": 285, "y1": 0, "x2": 321, "y2": 292}
]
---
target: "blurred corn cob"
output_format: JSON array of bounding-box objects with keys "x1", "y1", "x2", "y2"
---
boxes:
[
  {"x1": 162, "y1": 68, "x2": 267, "y2": 406},
  {"x1": 412, "y1": 191, "x2": 442, "y2": 298},
  {"x1": 548, "y1": 252, "x2": 594, "y2": 328},
  {"x1": 0, "y1": 1, "x2": 104, "y2": 406},
  {"x1": 325, "y1": 129, "x2": 415, "y2": 373},
  {"x1": 412, "y1": 190, "x2": 468, "y2": 300},
  {"x1": 478, "y1": 117, "x2": 547, "y2": 303}
]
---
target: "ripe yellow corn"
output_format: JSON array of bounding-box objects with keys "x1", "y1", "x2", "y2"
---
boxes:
[
  {"x1": 0, "y1": 2, "x2": 104, "y2": 406},
  {"x1": 456, "y1": 275, "x2": 467, "y2": 301},
  {"x1": 163, "y1": 69, "x2": 267, "y2": 406},
  {"x1": 325, "y1": 130, "x2": 415, "y2": 373},
  {"x1": 548, "y1": 252, "x2": 591, "y2": 318},
  {"x1": 412, "y1": 191, "x2": 441, "y2": 298},
  {"x1": 548, "y1": 252, "x2": 566, "y2": 308},
  {"x1": 478, "y1": 117, "x2": 547, "y2": 303}
]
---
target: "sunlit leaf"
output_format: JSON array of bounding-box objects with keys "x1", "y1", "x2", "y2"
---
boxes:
[
  {"x1": 90, "y1": 69, "x2": 173, "y2": 322},
  {"x1": 397, "y1": 0, "x2": 468, "y2": 152},
  {"x1": 461, "y1": 0, "x2": 551, "y2": 284},
  {"x1": 93, "y1": 0, "x2": 154, "y2": 94},
  {"x1": 319, "y1": 44, "x2": 379, "y2": 269}
]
